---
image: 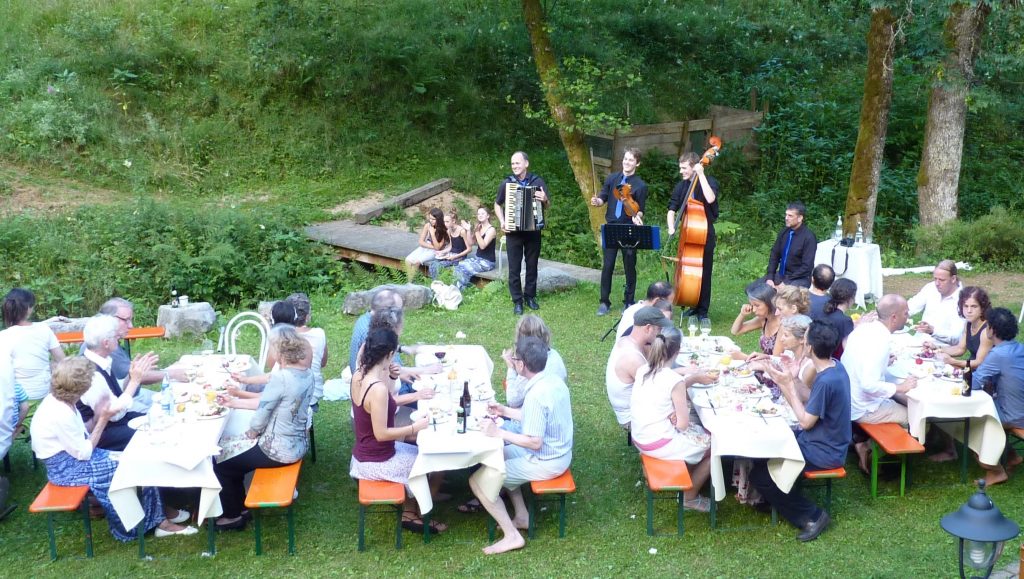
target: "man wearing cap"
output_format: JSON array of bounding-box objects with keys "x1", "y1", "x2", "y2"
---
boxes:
[{"x1": 605, "y1": 306, "x2": 673, "y2": 429}]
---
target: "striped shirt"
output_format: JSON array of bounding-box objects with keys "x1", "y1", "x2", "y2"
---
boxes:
[{"x1": 512, "y1": 371, "x2": 573, "y2": 461}]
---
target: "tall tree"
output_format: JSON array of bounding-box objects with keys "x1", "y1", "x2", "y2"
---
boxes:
[
  {"x1": 916, "y1": 0, "x2": 991, "y2": 227},
  {"x1": 521, "y1": 0, "x2": 603, "y2": 238},
  {"x1": 844, "y1": 5, "x2": 899, "y2": 240}
]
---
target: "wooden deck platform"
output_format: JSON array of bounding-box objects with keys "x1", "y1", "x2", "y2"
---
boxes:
[{"x1": 304, "y1": 220, "x2": 601, "y2": 284}]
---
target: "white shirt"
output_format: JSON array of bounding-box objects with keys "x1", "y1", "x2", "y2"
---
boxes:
[
  {"x1": 630, "y1": 365, "x2": 682, "y2": 445},
  {"x1": 0, "y1": 338, "x2": 16, "y2": 459},
  {"x1": 0, "y1": 323, "x2": 60, "y2": 400},
  {"x1": 506, "y1": 348, "x2": 567, "y2": 408},
  {"x1": 30, "y1": 394, "x2": 94, "y2": 461},
  {"x1": 616, "y1": 302, "x2": 646, "y2": 339},
  {"x1": 907, "y1": 282, "x2": 963, "y2": 346},
  {"x1": 840, "y1": 320, "x2": 897, "y2": 420},
  {"x1": 80, "y1": 349, "x2": 132, "y2": 423},
  {"x1": 299, "y1": 327, "x2": 327, "y2": 403}
]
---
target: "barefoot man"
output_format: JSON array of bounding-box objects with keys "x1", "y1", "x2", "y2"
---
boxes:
[{"x1": 470, "y1": 336, "x2": 573, "y2": 554}]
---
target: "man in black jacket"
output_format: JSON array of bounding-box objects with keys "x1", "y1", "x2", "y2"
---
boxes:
[{"x1": 766, "y1": 202, "x2": 818, "y2": 288}]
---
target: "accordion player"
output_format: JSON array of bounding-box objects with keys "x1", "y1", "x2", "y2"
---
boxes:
[{"x1": 503, "y1": 183, "x2": 545, "y2": 232}]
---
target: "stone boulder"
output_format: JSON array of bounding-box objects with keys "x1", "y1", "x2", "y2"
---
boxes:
[
  {"x1": 46, "y1": 317, "x2": 89, "y2": 334},
  {"x1": 157, "y1": 302, "x2": 217, "y2": 338},
  {"x1": 536, "y1": 267, "x2": 578, "y2": 294},
  {"x1": 343, "y1": 284, "x2": 433, "y2": 315}
]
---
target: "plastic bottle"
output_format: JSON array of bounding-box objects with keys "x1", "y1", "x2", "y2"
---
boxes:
[
  {"x1": 833, "y1": 215, "x2": 842, "y2": 241},
  {"x1": 160, "y1": 373, "x2": 172, "y2": 417},
  {"x1": 855, "y1": 222, "x2": 864, "y2": 244}
]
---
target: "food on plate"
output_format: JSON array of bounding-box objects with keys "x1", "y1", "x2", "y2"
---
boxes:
[
  {"x1": 719, "y1": 355, "x2": 733, "y2": 366},
  {"x1": 705, "y1": 369, "x2": 721, "y2": 381},
  {"x1": 733, "y1": 367, "x2": 754, "y2": 378},
  {"x1": 918, "y1": 349, "x2": 935, "y2": 359},
  {"x1": 750, "y1": 399, "x2": 780, "y2": 416},
  {"x1": 935, "y1": 366, "x2": 964, "y2": 380}
]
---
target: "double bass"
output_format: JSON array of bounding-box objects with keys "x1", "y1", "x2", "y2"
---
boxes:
[{"x1": 668, "y1": 136, "x2": 721, "y2": 307}]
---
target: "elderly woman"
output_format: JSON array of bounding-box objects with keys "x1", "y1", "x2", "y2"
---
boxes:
[
  {"x1": 503, "y1": 314, "x2": 568, "y2": 409},
  {"x1": 30, "y1": 358, "x2": 196, "y2": 540},
  {"x1": 1, "y1": 288, "x2": 66, "y2": 400},
  {"x1": 214, "y1": 326, "x2": 314, "y2": 531},
  {"x1": 749, "y1": 315, "x2": 816, "y2": 401}
]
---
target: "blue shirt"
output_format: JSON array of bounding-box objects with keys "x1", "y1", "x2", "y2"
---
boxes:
[
  {"x1": 508, "y1": 371, "x2": 573, "y2": 462},
  {"x1": 798, "y1": 362, "x2": 852, "y2": 469},
  {"x1": 808, "y1": 293, "x2": 829, "y2": 321},
  {"x1": 348, "y1": 312, "x2": 372, "y2": 375},
  {"x1": 973, "y1": 340, "x2": 1024, "y2": 428}
]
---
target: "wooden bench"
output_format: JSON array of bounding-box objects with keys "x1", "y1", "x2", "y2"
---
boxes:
[
  {"x1": 57, "y1": 326, "x2": 166, "y2": 355},
  {"x1": 28, "y1": 483, "x2": 93, "y2": 561},
  {"x1": 357, "y1": 479, "x2": 405, "y2": 551},
  {"x1": 860, "y1": 422, "x2": 925, "y2": 498},
  {"x1": 528, "y1": 469, "x2": 576, "y2": 538},
  {"x1": 639, "y1": 454, "x2": 693, "y2": 536},
  {"x1": 803, "y1": 467, "x2": 846, "y2": 513},
  {"x1": 244, "y1": 460, "x2": 302, "y2": 555}
]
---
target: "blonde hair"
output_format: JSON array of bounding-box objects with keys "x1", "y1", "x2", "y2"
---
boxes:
[
  {"x1": 51, "y1": 357, "x2": 96, "y2": 404},
  {"x1": 644, "y1": 326, "x2": 682, "y2": 382},
  {"x1": 270, "y1": 325, "x2": 309, "y2": 365},
  {"x1": 515, "y1": 314, "x2": 552, "y2": 348},
  {"x1": 776, "y1": 285, "x2": 810, "y2": 315}
]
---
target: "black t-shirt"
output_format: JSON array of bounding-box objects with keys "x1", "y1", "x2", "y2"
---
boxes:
[
  {"x1": 598, "y1": 172, "x2": 648, "y2": 224},
  {"x1": 668, "y1": 175, "x2": 720, "y2": 224}
]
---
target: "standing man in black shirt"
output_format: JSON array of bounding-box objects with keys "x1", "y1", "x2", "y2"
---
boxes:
[
  {"x1": 766, "y1": 202, "x2": 818, "y2": 288},
  {"x1": 666, "y1": 151, "x2": 720, "y2": 322},
  {"x1": 591, "y1": 148, "x2": 648, "y2": 316},
  {"x1": 494, "y1": 151, "x2": 549, "y2": 316}
]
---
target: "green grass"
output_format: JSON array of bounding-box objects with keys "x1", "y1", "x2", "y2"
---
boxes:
[{"x1": 3, "y1": 260, "x2": 1023, "y2": 577}]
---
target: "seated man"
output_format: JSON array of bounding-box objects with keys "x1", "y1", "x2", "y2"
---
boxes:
[
  {"x1": 756, "y1": 320, "x2": 851, "y2": 542},
  {"x1": 971, "y1": 307, "x2": 1024, "y2": 486},
  {"x1": 348, "y1": 288, "x2": 436, "y2": 384},
  {"x1": 606, "y1": 306, "x2": 672, "y2": 429},
  {"x1": 616, "y1": 281, "x2": 673, "y2": 339},
  {"x1": 473, "y1": 336, "x2": 573, "y2": 555},
  {"x1": 79, "y1": 315, "x2": 158, "y2": 451},
  {"x1": 840, "y1": 294, "x2": 918, "y2": 472},
  {"x1": 765, "y1": 202, "x2": 817, "y2": 288},
  {"x1": 907, "y1": 260, "x2": 963, "y2": 347},
  {"x1": 808, "y1": 264, "x2": 834, "y2": 320}
]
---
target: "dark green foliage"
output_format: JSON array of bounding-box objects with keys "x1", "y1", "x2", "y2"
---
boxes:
[{"x1": 912, "y1": 206, "x2": 1024, "y2": 270}]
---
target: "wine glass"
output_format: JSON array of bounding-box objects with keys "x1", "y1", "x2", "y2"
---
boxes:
[
  {"x1": 434, "y1": 350, "x2": 446, "y2": 363},
  {"x1": 687, "y1": 316, "x2": 698, "y2": 338},
  {"x1": 700, "y1": 318, "x2": 712, "y2": 337}
]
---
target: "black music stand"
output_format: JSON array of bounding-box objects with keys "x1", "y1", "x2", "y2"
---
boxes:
[{"x1": 598, "y1": 224, "x2": 661, "y2": 341}]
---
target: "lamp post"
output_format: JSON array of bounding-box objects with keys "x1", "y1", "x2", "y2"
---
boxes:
[{"x1": 940, "y1": 480, "x2": 1020, "y2": 579}]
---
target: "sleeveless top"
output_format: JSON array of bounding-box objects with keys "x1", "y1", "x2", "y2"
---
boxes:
[
  {"x1": 450, "y1": 231, "x2": 468, "y2": 256},
  {"x1": 606, "y1": 340, "x2": 645, "y2": 425},
  {"x1": 759, "y1": 319, "x2": 778, "y2": 355},
  {"x1": 476, "y1": 228, "x2": 497, "y2": 263},
  {"x1": 965, "y1": 321, "x2": 987, "y2": 360},
  {"x1": 352, "y1": 380, "x2": 397, "y2": 462}
]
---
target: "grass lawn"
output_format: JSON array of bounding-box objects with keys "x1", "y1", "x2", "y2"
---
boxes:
[{"x1": 2, "y1": 260, "x2": 1022, "y2": 578}]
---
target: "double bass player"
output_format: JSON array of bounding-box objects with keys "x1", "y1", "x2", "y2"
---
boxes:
[{"x1": 666, "y1": 151, "x2": 720, "y2": 322}]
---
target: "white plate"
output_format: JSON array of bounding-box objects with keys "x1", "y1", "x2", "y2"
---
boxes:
[
  {"x1": 935, "y1": 374, "x2": 965, "y2": 384},
  {"x1": 195, "y1": 410, "x2": 227, "y2": 420},
  {"x1": 128, "y1": 416, "x2": 151, "y2": 431},
  {"x1": 467, "y1": 415, "x2": 504, "y2": 431},
  {"x1": 411, "y1": 409, "x2": 452, "y2": 423}
]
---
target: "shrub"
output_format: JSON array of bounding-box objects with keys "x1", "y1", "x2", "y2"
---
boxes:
[{"x1": 912, "y1": 206, "x2": 1024, "y2": 270}]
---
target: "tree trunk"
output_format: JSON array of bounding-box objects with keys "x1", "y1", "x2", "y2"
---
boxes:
[
  {"x1": 916, "y1": 1, "x2": 990, "y2": 228},
  {"x1": 521, "y1": 0, "x2": 603, "y2": 240},
  {"x1": 844, "y1": 6, "x2": 897, "y2": 240}
]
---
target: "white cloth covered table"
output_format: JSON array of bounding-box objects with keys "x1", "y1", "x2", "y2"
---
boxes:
[
  {"x1": 906, "y1": 379, "x2": 1006, "y2": 465},
  {"x1": 408, "y1": 429, "x2": 506, "y2": 515},
  {"x1": 413, "y1": 345, "x2": 495, "y2": 384},
  {"x1": 814, "y1": 240, "x2": 883, "y2": 308}
]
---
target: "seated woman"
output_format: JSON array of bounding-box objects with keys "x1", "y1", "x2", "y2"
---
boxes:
[
  {"x1": 214, "y1": 325, "x2": 314, "y2": 530},
  {"x1": 630, "y1": 326, "x2": 716, "y2": 512},
  {"x1": 750, "y1": 315, "x2": 816, "y2": 402},
  {"x1": 349, "y1": 327, "x2": 445, "y2": 534},
  {"x1": 454, "y1": 207, "x2": 498, "y2": 290},
  {"x1": 429, "y1": 210, "x2": 473, "y2": 280},
  {"x1": 231, "y1": 300, "x2": 314, "y2": 392},
  {"x1": 819, "y1": 278, "x2": 857, "y2": 358},
  {"x1": 405, "y1": 208, "x2": 450, "y2": 275},
  {"x1": 503, "y1": 314, "x2": 568, "y2": 409},
  {"x1": 730, "y1": 281, "x2": 779, "y2": 358},
  {"x1": 1, "y1": 288, "x2": 66, "y2": 401},
  {"x1": 31, "y1": 358, "x2": 196, "y2": 540},
  {"x1": 286, "y1": 293, "x2": 328, "y2": 409}
]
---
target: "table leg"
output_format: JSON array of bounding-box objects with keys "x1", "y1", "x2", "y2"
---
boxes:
[{"x1": 960, "y1": 418, "x2": 970, "y2": 484}]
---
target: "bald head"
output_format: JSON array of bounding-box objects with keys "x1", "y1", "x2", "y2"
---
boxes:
[{"x1": 876, "y1": 294, "x2": 909, "y2": 332}]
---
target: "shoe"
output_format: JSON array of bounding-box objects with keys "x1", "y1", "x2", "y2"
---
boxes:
[
  {"x1": 168, "y1": 509, "x2": 191, "y2": 524},
  {"x1": 597, "y1": 303, "x2": 611, "y2": 316},
  {"x1": 526, "y1": 298, "x2": 540, "y2": 310},
  {"x1": 513, "y1": 302, "x2": 524, "y2": 315},
  {"x1": 682, "y1": 495, "x2": 711, "y2": 513},
  {"x1": 797, "y1": 510, "x2": 831, "y2": 542},
  {"x1": 680, "y1": 308, "x2": 697, "y2": 318},
  {"x1": 215, "y1": 516, "x2": 248, "y2": 532},
  {"x1": 155, "y1": 525, "x2": 199, "y2": 537}
]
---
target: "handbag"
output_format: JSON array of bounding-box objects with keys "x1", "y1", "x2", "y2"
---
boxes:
[{"x1": 430, "y1": 280, "x2": 463, "y2": 310}]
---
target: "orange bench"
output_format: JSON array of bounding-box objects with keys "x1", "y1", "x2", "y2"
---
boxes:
[
  {"x1": 860, "y1": 422, "x2": 925, "y2": 498},
  {"x1": 244, "y1": 460, "x2": 302, "y2": 555},
  {"x1": 803, "y1": 467, "x2": 846, "y2": 513},
  {"x1": 640, "y1": 454, "x2": 693, "y2": 536},
  {"x1": 528, "y1": 469, "x2": 576, "y2": 538},
  {"x1": 29, "y1": 483, "x2": 93, "y2": 561},
  {"x1": 57, "y1": 326, "x2": 166, "y2": 354},
  {"x1": 357, "y1": 479, "x2": 405, "y2": 551}
]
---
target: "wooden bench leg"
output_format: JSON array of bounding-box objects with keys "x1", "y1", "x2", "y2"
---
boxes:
[
  {"x1": 675, "y1": 491, "x2": 684, "y2": 537},
  {"x1": 870, "y1": 441, "x2": 880, "y2": 499},
  {"x1": 557, "y1": 493, "x2": 567, "y2": 538},
  {"x1": 527, "y1": 493, "x2": 536, "y2": 539},
  {"x1": 394, "y1": 505, "x2": 403, "y2": 550},
  {"x1": 357, "y1": 506, "x2": 366, "y2": 552},
  {"x1": 207, "y1": 518, "x2": 217, "y2": 555},
  {"x1": 80, "y1": 501, "x2": 94, "y2": 558},
  {"x1": 645, "y1": 488, "x2": 655, "y2": 536},
  {"x1": 287, "y1": 505, "x2": 296, "y2": 555},
  {"x1": 46, "y1": 513, "x2": 58, "y2": 561},
  {"x1": 253, "y1": 510, "x2": 263, "y2": 555}
]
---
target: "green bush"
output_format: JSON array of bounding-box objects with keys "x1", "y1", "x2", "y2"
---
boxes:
[
  {"x1": 0, "y1": 200, "x2": 346, "y2": 320},
  {"x1": 912, "y1": 206, "x2": 1024, "y2": 269}
]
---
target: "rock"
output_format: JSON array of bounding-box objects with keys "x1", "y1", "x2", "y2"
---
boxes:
[
  {"x1": 536, "y1": 267, "x2": 578, "y2": 294},
  {"x1": 342, "y1": 283, "x2": 433, "y2": 315},
  {"x1": 258, "y1": 301, "x2": 276, "y2": 320},
  {"x1": 46, "y1": 318, "x2": 89, "y2": 334},
  {"x1": 156, "y1": 302, "x2": 217, "y2": 338}
]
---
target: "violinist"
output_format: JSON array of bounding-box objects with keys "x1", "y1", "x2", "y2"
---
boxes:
[
  {"x1": 592, "y1": 148, "x2": 648, "y2": 316},
  {"x1": 666, "y1": 152, "x2": 720, "y2": 322}
]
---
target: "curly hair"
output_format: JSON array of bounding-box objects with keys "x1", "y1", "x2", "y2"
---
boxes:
[
  {"x1": 776, "y1": 285, "x2": 810, "y2": 315},
  {"x1": 51, "y1": 357, "x2": 96, "y2": 404},
  {"x1": 286, "y1": 292, "x2": 311, "y2": 326},
  {"x1": 823, "y1": 278, "x2": 857, "y2": 315},
  {"x1": 270, "y1": 325, "x2": 308, "y2": 365},
  {"x1": 958, "y1": 286, "x2": 991, "y2": 319},
  {"x1": 359, "y1": 328, "x2": 398, "y2": 372}
]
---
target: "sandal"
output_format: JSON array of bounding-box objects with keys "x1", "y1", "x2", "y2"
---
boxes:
[
  {"x1": 456, "y1": 499, "x2": 484, "y2": 514},
  {"x1": 683, "y1": 495, "x2": 711, "y2": 513},
  {"x1": 401, "y1": 513, "x2": 447, "y2": 534}
]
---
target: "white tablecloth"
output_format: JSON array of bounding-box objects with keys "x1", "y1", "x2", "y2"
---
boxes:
[
  {"x1": 408, "y1": 429, "x2": 506, "y2": 515},
  {"x1": 413, "y1": 345, "x2": 495, "y2": 384},
  {"x1": 814, "y1": 240, "x2": 883, "y2": 308},
  {"x1": 906, "y1": 380, "x2": 1006, "y2": 465}
]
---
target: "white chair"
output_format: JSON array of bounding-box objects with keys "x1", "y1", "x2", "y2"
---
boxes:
[
  {"x1": 223, "y1": 311, "x2": 271, "y2": 370},
  {"x1": 1019, "y1": 300, "x2": 1023, "y2": 324},
  {"x1": 496, "y1": 235, "x2": 507, "y2": 276}
]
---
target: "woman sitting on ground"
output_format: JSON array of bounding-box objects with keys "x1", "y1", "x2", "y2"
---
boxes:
[
  {"x1": 1, "y1": 288, "x2": 67, "y2": 401},
  {"x1": 349, "y1": 327, "x2": 445, "y2": 534},
  {"x1": 453, "y1": 207, "x2": 498, "y2": 290},
  {"x1": 429, "y1": 210, "x2": 473, "y2": 280},
  {"x1": 405, "y1": 207, "x2": 450, "y2": 273},
  {"x1": 819, "y1": 278, "x2": 857, "y2": 358},
  {"x1": 730, "y1": 281, "x2": 779, "y2": 359},
  {"x1": 503, "y1": 314, "x2": 568, "y2": 408},
  {"x1": 214, "y1": 325, "x2": 314, "y2": 531},
  {"x1": 31, "y1": 357, "x2": 196, "y2": 540},
  {"x1": 630, "y1": 326, "x2": 716, "y2": 512}
]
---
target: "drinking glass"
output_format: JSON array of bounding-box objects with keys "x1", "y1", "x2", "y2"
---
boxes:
[
  {"x1": 700, "y1": 318, "x2": 712, "y2": 337},
  {"x1": 687, "y1": 316, "x2": 698, "y2": 338}
]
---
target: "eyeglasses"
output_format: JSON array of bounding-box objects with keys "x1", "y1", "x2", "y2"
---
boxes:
[
  {"x1": 510, "y1": 356, "x2": 522, "y2": 362},
  {"x1": 114, "y1": 315, "x2": 133, "y2": 324}
]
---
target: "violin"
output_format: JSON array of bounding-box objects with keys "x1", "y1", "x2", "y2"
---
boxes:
[
  {"x1": 613, "y1": 182, "x2": 640, "y2": 217},
  {"x1": 667, "y1": 136, "x2": 722, "y2": 308}
]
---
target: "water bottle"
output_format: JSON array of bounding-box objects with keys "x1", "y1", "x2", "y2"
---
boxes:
[
  {"x1": 149, "y1": 398, "x2": 165, "y2": 430},
  {"x1": 833, "y1": 215, "x2": 842, "y2": 241},
  {"x1": 855, "y1": 222, "x2": 864, "y2": 244},
  {"x1": 160, "y1": 373, "x2": 172, "y2": 416}
]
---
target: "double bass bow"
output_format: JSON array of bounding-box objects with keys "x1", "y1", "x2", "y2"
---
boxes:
[{"x1": 665, "y1": 136, "x2": 721, "y2": 308}]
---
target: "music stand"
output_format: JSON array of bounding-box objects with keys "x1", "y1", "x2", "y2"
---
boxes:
[{"x1": 598, "y1": 224, "x2": 661, "y2": 341}]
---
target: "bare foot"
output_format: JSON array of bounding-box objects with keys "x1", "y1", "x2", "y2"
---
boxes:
[
  {"x1": 1007, "y1": 454, "x2": 1023, "y2": 471},
  {"x1": 511, "y1": 515, "x2": 529, "y2": 530},
  {"x1": 984, "y1": 467, "x2": 1009, "y2": 487},
  {"x1": 927, "y1": 449, "x2": 958, "y2": 463},
  {"x1": 482, "y1": 531, "x2": 526, "y2": 555},
  {"x1": 855, "y1": 442, "x2": 871, "y2": 474}
]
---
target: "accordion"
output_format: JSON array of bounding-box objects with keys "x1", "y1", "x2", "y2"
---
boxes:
[{"x1": 504, "y1": 183, "x2": 544, "y2": 232}]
